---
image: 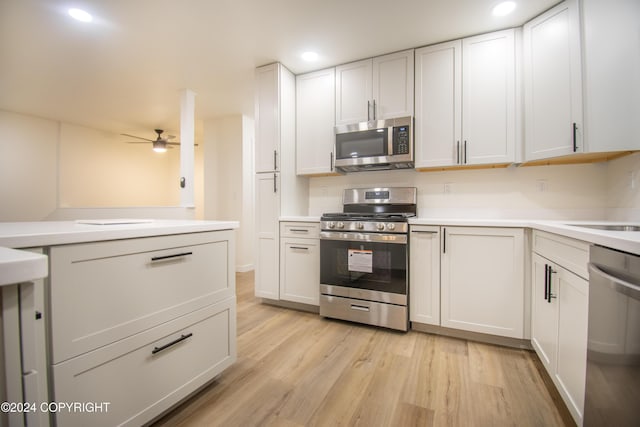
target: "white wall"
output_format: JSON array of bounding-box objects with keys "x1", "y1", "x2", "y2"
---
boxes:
[
  {"x1": 606, "y1": 152, "x2": 640, "y2": 221},
  {"x1": 203, "y1": 115, "x2": 254, "y2": 271},
  {"x1": 0, "y1": 111, "x2": 58, "y2": 221},
  {"x1": 58, "y1": 122, "x2": 180, "y2": 208},
  {"x1": 0, "y1": 110, "x2": 198, "y2": 222},
  {"x1": 309, "y1": 161, "x2": 614, "y2": 220}
]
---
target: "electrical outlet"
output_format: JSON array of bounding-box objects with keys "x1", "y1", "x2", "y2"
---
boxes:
[{"x1": 537, "y1": 179, "x2": 548, "y2": 192}]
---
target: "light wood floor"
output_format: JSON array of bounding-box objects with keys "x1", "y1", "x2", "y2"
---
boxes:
[{"x1": 153, "y1": 272, "x2": 573, "y2": 427}]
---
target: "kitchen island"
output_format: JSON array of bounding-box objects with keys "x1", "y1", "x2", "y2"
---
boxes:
[{"x1": 0, "y1": 219, "x2": 239, "y2": 427}]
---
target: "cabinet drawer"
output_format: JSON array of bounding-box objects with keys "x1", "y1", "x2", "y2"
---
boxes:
[
  {"x1": 52, "y1": 297, "x2": 236, "y2": 427},
  {"x1": 532, "y1": 230, "x2": 589, "y2": 279},
  {"x1": 280, "y1": 222, "x2": 320, "y2": 239},
  {"x1": 49, "y1": 230, "x2": 234, "y2": 363}
]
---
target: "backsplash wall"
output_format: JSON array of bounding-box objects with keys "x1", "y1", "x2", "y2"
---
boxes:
[{"x1": 309, "y1": 159, "x2": 626, "y2": 220}]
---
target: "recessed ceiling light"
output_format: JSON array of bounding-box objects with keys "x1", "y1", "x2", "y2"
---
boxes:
[
  {"x1": 492, "y1": 1, "x2": 516, "y2": 17},
  {"x1": 68, "y1": 8, "x2": 93, "y2": 22},
  {"x1": 301, "y1": 51, "x2": 319, "y2": 62}
]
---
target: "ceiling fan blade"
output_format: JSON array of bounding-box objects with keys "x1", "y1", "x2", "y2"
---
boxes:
[
  {"x1": 166, "y1": 142, "x2": 200, "y2": 147},
  {"x1": 125, "y1": 141, "x2": 151, "y2": 144},
  {"x1": 121, "y1": 133, "x2": 154, "y2": 142}
]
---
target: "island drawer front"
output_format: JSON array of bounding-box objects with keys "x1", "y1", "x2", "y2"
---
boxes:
[
  {"x1": 280, "y1": 222, "x2": 320, "y2": 239},
  {"x1": 52, "y1": 297, "x2": 236, "y2": 427},
  {"x1": 532, "y1": 230, "x2": 589, "y2": 279},
  {"x1": 49, "y1": 230, "x2": 235, "y2": 363}
]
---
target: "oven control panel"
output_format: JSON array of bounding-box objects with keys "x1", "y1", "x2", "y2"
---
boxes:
[{"x1": 322, "y1": 221, "x2": 408, "y2": 233}]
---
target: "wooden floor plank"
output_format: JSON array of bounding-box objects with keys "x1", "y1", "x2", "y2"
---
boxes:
[{"x1": 153, "y1": 272, "x2": 572, "y2": 427}]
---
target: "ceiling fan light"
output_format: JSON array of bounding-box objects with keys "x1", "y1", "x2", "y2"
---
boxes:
[{"x1": 152, "y1": 140, "x2": 167, "y2": 153}]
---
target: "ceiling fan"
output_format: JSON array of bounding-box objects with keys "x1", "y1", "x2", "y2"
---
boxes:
[{"x1": 121, "y1": 129, "x2": 198, "y2": 153}]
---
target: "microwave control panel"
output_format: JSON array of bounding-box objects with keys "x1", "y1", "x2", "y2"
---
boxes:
[{"x1": 393, "y1": 126, "x2": 410, "y2": 154}]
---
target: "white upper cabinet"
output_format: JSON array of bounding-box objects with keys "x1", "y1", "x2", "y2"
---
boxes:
[
  {"x1": 372, "y1": 50, "x2": 414, "y2": 120},
  {"x1": 581, "y1": 0, "x2": 640, "y2": 153},
  {"x1": 524, "y1": 0, "x2": 583, "y2": 161},
  {"x1": 296, "y1": 68, "x2": 336, "y2": 175},
  {"x1": 335, "y1": 59, "x2": 372, "y2": 124},
  {"x1": 335, "y1": 50, "x2": 414, "y2": 125},
  {"x1": 462, "y1": 29, "x2": 516, "y2": 165},
  {"x1": 415, "y1": 30, "x2": 516, "y2": 169},
  {"x1": 415, "y1": 40, "x2": 462, "y2": 168},
  {"x1": 255, "y1": 64, "x2": 280, "y2": 173}
]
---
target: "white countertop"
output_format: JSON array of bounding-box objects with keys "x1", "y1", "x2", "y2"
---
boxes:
[
  {"x1": 0, "y1": 220, "x2": 239, "y2": 249},
  {"x1": 0, "y1": 247, "x2": 48, "y2": 286},
  {"x1": 280, "y1": 216, "x2": 321, "y2": 222},
  {"x1": 409, "y1": 218, "x2": 640, "y2": 255}
]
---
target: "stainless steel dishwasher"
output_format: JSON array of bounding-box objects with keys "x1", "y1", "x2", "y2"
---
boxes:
[{"x1": 584, "y1": 245, "x2": 640, "y2": 426}]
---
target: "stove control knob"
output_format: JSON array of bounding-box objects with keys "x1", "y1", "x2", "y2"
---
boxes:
[
  {"x1": 376, "y1": 223, "x2": 385, "y2": 231},
  {"x1": 387, "y1": 223, "x2": 396, "y2": 230},
  {"x1": 356, "y1": 222, "x2": 364, "y2": 230},
  {"x1": 327, "y1": 221, "x2": 336, "y2": 229},
  {"x1": 337, "y1": 221, "x2": 345, "y2": 229}
]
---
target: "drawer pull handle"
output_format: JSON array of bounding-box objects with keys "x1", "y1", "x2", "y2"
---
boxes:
[
  {"x1": 152, "y1": 333, "x2": 193, "y2": 355},
  {"x1": 289, "y1": 229, "x2": 309, "y2": 233},
  {"x1": 290, "y1": 246, "x2": 309, "y2": 251},
  {"x1": 350, "y1": 304, "x2": 370, "y2": 312},
  {"x1": 151, "y1": 251, "x2": 193, "y2": 262}
]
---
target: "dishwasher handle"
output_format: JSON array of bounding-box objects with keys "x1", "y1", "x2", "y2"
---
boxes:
[{"x1": 588, "y1": 262, "x2": 640, "y2": 301}]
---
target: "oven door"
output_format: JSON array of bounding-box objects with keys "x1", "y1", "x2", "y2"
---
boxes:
[{"x1": 320, "y1": 231, "x2": 407, "y2": 301}]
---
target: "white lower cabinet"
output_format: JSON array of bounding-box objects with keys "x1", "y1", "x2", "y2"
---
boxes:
[
  {"x1": 52, "y1": 300, "x2": 235, "y2": 427},
  {"x1": 440, "y1": 227, "x2": 524, "y2": 338},
  {"x1": 47, "y1": 230, "x2": 237, "y2": 427},
  {"x1": 279, "y1": 222, "x2": 320, "y2": 306},
  {"x1": 409, "y1": 226, "x2": 441, "y2": 325},
  {"x1": 531, "y1": 231, "x2": 588, "y2": 426}
]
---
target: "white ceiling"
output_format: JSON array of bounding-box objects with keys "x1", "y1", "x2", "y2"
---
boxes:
[{"x1": 0, "y1": 0, "x2": 559, "y2": 134}]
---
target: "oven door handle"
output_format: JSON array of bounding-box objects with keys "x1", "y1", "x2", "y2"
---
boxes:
[{"x1": 320, "y1": 231, "x2": 407, "y2": 244}]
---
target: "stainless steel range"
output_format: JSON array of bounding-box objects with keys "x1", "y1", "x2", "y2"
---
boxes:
[{"x1": 319, "y1": 187, "x2": 416, "y2": 331}]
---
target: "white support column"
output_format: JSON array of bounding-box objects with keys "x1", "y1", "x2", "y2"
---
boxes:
[{"x1": 180, "y1": 89, "x2": 196, "y2": 207}]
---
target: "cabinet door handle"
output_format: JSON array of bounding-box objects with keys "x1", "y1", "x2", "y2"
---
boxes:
[
  {"x1": 547, "y1": 266, "x2": 557, "y2": 302},
  {"x1": 572, "y1": 123, "x2": 578, "y2": 152},
  {"x1": 273, "y1": 173, "x2": 277, "y2": 193},
  {"x1": 152, "y1": 333, "x2": 193, "y2": 355},
  {"x1": 290, "y1": 246, "x2": 309, "y2": 251},
  {"x1": 330, "y1": 152, "x2": 334, "y2": 171},
  {"x1": 464, "y1": 140, "x2": 468, "y2": 164},
  {"x1": 411, "y1": 230, "x2": 437, "y2": 234},
  {"x1": 373, "y1": 99, "x2": 377, "y2": 120},
  {"x1": 442, "y1": 228, "x2": 446, "y2": 253},
  {"x1": 289, "y1": 229, "x2": 309, "y2": 233},
  {"x1": 456, "y1": 140, "x2": 460, "y2": 164},
  {"x1": 151, "y1": 251, "x2": 193, "y2": 262},
  {"x1": 544, "y1": 264, "x2": 549, "y2": 301},
  {"x1": 273, "y1": 150, "x2": 278, "y2": 170},
  {"x1": 367, "y1": 100, "x2": 371, "y2": 121}
]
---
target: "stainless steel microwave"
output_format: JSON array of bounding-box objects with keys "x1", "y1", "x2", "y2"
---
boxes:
[{"x1": 333, "y1": 116, "x2": 414, "y2": 173}]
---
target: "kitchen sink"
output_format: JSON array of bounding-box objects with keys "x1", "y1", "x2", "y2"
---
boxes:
[{"x1": 567, "y1": 224, "x2": 640, "y2": 232}]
